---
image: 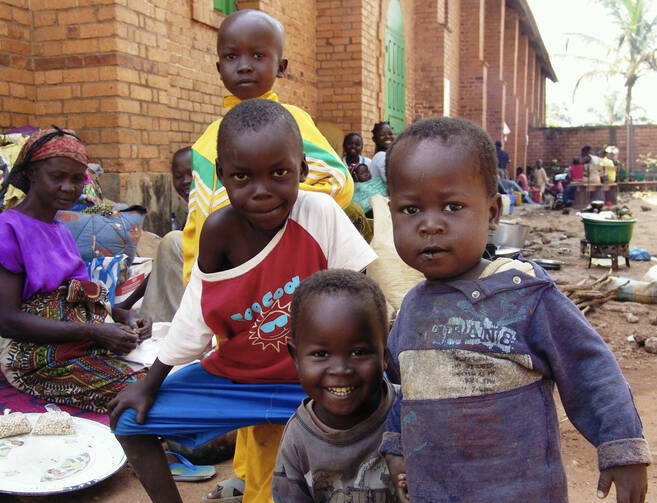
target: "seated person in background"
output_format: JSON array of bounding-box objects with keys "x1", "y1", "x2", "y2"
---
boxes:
[
  {"x1": 581, "y1": 145, "x2": 601, "y2": 184},
  {"x1": 351, "y1": 162, "x2": 388, "y2": 218},
  {"x1": 0, "y1": 127, "x2": 151, "y2": 413},
  {"x1": 109, "y1": 100, "x2": 377, "y2": 503},
  {"x1": 341, "y1": 132, "x2": 371, "y2": 177},
  {"x1": 568, "y1": 156, "x2": 584, "y2": 182},
  {"x1": 272, "y1": 270, "x2": 398, "y2": 501},
  {"x1": 381, "y1": 116, "x2": 650, "y2": 502},
  {"x1": 516, "y1": 166, "x2": 529, "y2": 191},
  {"x1": 369, "y1": 121, "x2": 394, "y2": 183},
  {"x1": 127, "y1": 147, "x2": 191, "y2": 323}
]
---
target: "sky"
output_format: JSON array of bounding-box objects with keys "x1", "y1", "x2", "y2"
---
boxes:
[{"x1": 527, "y1": 0, "x2": 657, "y2": 126}]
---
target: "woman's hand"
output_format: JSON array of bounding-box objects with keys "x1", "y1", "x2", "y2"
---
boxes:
[
  {"x1": 113, "y1": 307, "x2": 153, "y2": 342},
  {"x1": 91, "y1": 323, "x2": 139, "y2": 355}
]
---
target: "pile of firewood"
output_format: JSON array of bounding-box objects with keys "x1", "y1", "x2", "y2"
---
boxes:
[{"x1": 558, "y1": 271, "x2": 628, "y2": 316}]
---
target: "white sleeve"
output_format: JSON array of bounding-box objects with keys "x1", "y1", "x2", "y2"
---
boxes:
[
  {"x1": 295, "y1": 192, "x2": 378, "y2": 272},
  {"x1": 157, "y1": 262, "x2": 214, "y2": 366}
]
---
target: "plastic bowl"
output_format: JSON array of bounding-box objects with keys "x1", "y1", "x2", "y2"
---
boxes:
[{"x1": 582, "y1": 218, "x2": 636, "y2": 244}]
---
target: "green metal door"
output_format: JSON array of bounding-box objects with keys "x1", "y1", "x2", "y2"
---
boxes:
[{"x1": 385, "y1": 0, "x2": 405, "y2": 133}]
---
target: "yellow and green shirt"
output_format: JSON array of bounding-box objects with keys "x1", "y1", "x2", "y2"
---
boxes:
[{"x1": 183, "y1": 91, "x2": 353, "y2": 284}]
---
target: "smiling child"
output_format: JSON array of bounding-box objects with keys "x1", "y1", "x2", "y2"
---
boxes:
[
  {"x1": 110, "y1": 100, "x2": 376, "y2": 503},
  {"x1": 273, "y1": 269, "x2": 397, "y2": 502},
  {"x1": 380, "y1": 117, "x2": 651, "y2": 503}
]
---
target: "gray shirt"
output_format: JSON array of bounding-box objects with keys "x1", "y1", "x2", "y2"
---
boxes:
[{"x1": 273, "y1": 380, "x2": 398, "y2": 502}]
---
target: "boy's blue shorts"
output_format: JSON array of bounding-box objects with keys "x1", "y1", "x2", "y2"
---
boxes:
[{"x1": 112, "y1": 362, "x2": 306, "y2": 448}]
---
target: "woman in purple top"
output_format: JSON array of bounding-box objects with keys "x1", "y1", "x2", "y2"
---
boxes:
[{"x1": 0, "y1": 127, "x2": 151, "y2": 413}]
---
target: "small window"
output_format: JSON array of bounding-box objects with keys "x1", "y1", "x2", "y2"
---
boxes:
[{"x1": 214, "y1": 0, "x2": 236, "y2": 14}]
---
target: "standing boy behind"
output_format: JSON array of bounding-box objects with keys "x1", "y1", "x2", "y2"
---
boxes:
[
  {"x1": 184, "y1": 9, "x2": 354, "y2": 502},
  {"x1": 380, "y1": 117, "x2": 651, "y2": 503},
  {"x1": 184, "y1": 8, "x2": 352, "y2": 284},
  {"x1": 109, "y1": 99, "x2": 376, "y2": 503},
  {"x1": 272, "y1": 269, "x2": 398, "y2": 502}
]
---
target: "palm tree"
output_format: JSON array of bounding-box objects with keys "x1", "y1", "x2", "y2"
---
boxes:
[
  {"x1": 600, "y1": 0, "x2": 657, "y2": 121},
  {"x1": 572, "y1": 0, "x2": 657, "y2": 168}
]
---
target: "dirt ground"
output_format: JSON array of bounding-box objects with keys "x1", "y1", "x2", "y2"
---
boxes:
[{"x1": 6, "y1": 192, "x2": 657, "y2": 503}]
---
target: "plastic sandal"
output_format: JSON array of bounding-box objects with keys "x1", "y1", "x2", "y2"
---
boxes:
[
  {"x1": 203, "y1": 477, "x2": 245, "y2": 502},
  {"x1": 166, "y1": 450, "x2": 216, "y2": 482}
]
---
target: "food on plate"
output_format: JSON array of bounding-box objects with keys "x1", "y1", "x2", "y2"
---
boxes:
[
  {"x1": 0, "y1": 412, "x2": 32, "y2": 438},
  {"x1": 32, "y1": 411, "x2": 75, "y2": 436}
]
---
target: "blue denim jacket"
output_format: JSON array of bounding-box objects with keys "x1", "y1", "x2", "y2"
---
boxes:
[{"x1": 380, "y1": 260, "x2": 651, "y2": 503}]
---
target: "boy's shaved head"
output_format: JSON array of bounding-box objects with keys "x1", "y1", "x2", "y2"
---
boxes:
[
  {"x1": 218, "y1": 9, "x2": 285, "y2": 56},
  {"x1": 217, "y1": 99, "x2": 302, "y2": 161}
]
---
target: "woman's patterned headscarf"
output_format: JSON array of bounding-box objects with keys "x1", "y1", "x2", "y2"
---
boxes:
[{"x1": 5, "y1": 126, "x2": 89, "y2": 195}]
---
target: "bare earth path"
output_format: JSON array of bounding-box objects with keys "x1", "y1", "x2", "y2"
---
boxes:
[{"x1": 6, "y1": 193, "x2": 657, "y2": 502}]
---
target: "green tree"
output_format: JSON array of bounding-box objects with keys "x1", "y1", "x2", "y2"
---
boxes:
[
  {"x1": 600, "y1": 0, "x2": 657, "y2": 121},
  {"x1": 572, "y1": 0, "x2": 657, "y2": 167},
  {"x1": 585, "y1": 90, "x2": 649, "y2": 125}
]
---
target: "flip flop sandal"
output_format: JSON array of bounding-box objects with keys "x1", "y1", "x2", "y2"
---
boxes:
[
  {"x1": 166, "y1": 451, "x2": 216, "y2": 482},
  {"x1": 203, "y1": 477, "x2": 245, "y2": 502}
]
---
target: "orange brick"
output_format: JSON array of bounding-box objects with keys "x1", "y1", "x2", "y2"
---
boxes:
[
  {"x1": 33, "y1": 11, "x2": 56, "y2": 27},
  {"x1": 31, "y1": 0, "x2": 78, "y2": 10},
  {"x1": 62, "y1": 39, "x2": 99, "y2": 54},
  {"x1": 62, "y1": 68, "x2": 99, "y2": 83},
  {"x1": 138, "y1": 145, "x2": 159, "y2": 158},
  {"x1": 0, "y1": 4, "x2": 11, "y2": 20},
  {"x1": 12, "y1": 6, "x2": 29, "y2": 25},
  {"x1": 1, "y1": 38, "x2": 29, "y2": 55},
  {"x1": 97, "y1": 6, "x2": 116, "y2": 22},
  {"x1": 57, "y1": 7, "x2": 96, "y2": 26},
  {"x1": 82, "y1": 82, "x2": 119, "y2": 97},
  {"x1": 4, "y1": 97, "x2": 33, "y2": 114},
  {"x1": 8, "y1": 82, "x2": 26, "y2": 98},
  {"x1": 34, "y1": 100, "x2": 62, "y2": 115},
  {"x1": 37, "y1": 85, "x2": 72, "y2": 100},
  {"x1": 63, "y1": 99, "x2": 100, "y2": 113},
  {"x1": 115, "y1": 6, "x2": 139, "y2": 26},
  {"x1": 129, "y1": 84, "x2": 152, "y2": 101},
  {"x1": 79, "y1": 23, "x2": 116, "y2": 39}
]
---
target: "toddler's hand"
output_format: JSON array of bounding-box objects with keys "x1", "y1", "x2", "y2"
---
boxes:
[
  {"x1": 396, "y1": 472, "x2": 410, "y2": 502},
  {"x1": 597, "y1": 464, "x2": 647, "y2": 503},
  {"x1": 384, "y1": 454, "x2": 410, "y2": 502}
]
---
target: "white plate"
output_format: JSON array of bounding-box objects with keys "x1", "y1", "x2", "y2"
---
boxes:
[{"x1": 0, "y1": 414, "x2": 126, "y2": 495}]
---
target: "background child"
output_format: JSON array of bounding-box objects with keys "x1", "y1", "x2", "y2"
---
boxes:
[
  {"x1": 380, "y1": 117, "x2": 650, "y2": 502},
  {"x1": 368, "y1": 121, "x2": 394, "y2": 183},
  {"x1": 109, "y1": 99, "x2": 376, "y2": 503},
  {"x1": 272, "y1": 269, "x2": 397, "y2": 502},
  {"x1": 183, "y1": 9, "x2": 354, "y2": 501},
  {"x1": 341, "y1": 132, "x2": 371, "y2": 178}
]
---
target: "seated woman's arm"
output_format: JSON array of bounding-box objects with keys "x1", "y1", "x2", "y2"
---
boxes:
[{"x1": 0, "y1": 265, "x2": 139, "y2": 355}]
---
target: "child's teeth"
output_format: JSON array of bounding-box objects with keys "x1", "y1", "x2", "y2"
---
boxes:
[{"x1": 327, "y1": 386, "x2": 355, "y2": 396}]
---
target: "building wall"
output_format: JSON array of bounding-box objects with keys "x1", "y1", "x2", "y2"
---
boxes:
[
  {"x1": 527, "y1": 125, "x2": 657, "y2": 169},
  {"x1": 1, "y1": 0, "x2": 553, "y2": 233},
  {"x1": 0, "y1": 0, "x2": 33, "y2": 129}
]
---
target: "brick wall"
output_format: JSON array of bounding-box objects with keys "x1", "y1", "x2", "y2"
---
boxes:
[
  {"x1": 527, "y1": 125, "x2": 657, "y2": 169},
  {"x1": 0, "y1": 0, "x2": 33, "y2": 130},
  {"x1": 1, "y1": 0, "x2": 554, "y2": 232}
]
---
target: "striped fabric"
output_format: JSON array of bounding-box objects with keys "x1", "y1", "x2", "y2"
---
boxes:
[{"x1": 182, "y1": 91, "x2": 353, "y2": 284}]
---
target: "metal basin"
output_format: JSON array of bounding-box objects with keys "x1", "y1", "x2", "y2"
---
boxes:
[{"x1": 488, "y1": 222, "x2": 530, "y2": 248}]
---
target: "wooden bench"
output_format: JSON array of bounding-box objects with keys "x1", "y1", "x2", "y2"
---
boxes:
[
  {"x1": 568, "y1": 182, "x2": 618, "y2": 209},
  {"x1": 616, "y1": 180, "x2": 657, "y2": 191}
]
